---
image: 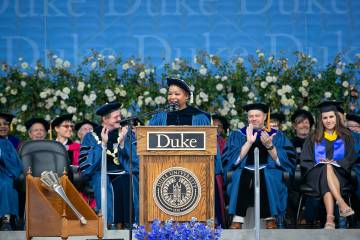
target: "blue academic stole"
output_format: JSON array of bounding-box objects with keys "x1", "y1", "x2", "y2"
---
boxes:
[{"x1": 314, "y1": 138, "x2": 345, "y2": 164}]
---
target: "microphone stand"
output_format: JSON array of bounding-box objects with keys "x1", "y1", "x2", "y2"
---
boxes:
[
  {"x1": 127, "y1": 119, "x2": 134, "y2": 240},
  {"x1": 118, "y1": 102, "x2": 180, "y2": 127}
]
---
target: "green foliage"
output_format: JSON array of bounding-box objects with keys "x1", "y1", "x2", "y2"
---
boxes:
[{"x1": 1, "y1": 51, "x2": 359, "y2": 138}]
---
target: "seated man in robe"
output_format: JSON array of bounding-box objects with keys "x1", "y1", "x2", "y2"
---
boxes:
[{"x1": 222, "y1": 103, "x2": 295, "y2": 229}]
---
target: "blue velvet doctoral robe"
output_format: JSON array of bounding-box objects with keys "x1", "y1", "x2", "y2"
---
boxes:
[
  {"x1": 78, "y1": 128, "x2": 139, "y2": 224},
  {"x1": 222, "y1": 128, "x2": 296, "y2": 218},
  {"x1": 0, "y1": 138, "x2": 22, "y2": 217}
]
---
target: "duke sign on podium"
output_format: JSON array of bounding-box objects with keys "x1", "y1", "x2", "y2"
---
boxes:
[{"x1": 147, "y1": 132, "x2": 206, "y2": 150}]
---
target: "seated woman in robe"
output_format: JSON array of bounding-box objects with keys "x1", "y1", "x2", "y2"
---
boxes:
[{"x1": 300, "y1": 101, "x2": 356, "y2": 229}]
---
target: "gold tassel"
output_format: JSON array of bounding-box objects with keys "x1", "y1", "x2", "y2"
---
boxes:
[
  {"x1": 10, "y1": 123, "x2": 13, "y2": 132},
  {"x1": 49, "y1": 125, "x2": 53, "y2": 140},
  {"x1": 265, "y1": 109, "x2": 271, "y2": 132}
]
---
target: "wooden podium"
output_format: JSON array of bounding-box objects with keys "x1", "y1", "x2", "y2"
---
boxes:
[
  {"x1": 25, "y1": 173, "x2": 103, "y2": 240},
  {"x1": 136, "y1": 126, "x2": 217, "y2": 226}
]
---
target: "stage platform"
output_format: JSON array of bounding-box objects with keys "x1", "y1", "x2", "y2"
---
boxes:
[{"x1": 1, "y1": 229, "x2": 359, "y2": 240}]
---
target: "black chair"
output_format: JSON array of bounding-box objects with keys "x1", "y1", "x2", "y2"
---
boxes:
[
  {"x1": 19, "y1": 140, "x2": 69, "y2": 177},
  {"x1": 295, "y1": 166, "x2": 356, "y2": 228},
  {"x1": 18, "y1": 140, "x2": 92, "y2": 193}
]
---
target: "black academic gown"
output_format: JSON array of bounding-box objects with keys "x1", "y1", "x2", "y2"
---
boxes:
[{"x1": 300, "y1": 135, "x2": 356, "y2": 197}]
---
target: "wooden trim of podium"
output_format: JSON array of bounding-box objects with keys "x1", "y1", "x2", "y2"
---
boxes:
[{"x1": 138, "y1": 126, "x2": 216, "y2": 227}]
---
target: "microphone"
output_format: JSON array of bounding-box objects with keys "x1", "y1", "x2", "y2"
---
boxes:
[
  {"x1": 118, "y1": 116, "x2": 141, "y2": 127},
  {"x1": 116, "y1": 101, "x2": 180, "y2": 127},
  {"x1": 167, "y1": 100, "x2": 179, "y2": 112}
]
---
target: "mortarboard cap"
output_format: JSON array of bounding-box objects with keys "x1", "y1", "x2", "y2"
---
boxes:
[
  {"x1": 75, "y1": 119, "x2": 99, "y2": 131},
  {"x1": 167, "y1": 77, "x2": 191, "y2": 96},
  {"x1": 51, "y1": 114, "x2": 73, "y2": 128},
  {"x1": 317, "y1": 100, "x2": 343, "y2": 113},
  {"x1": 25, "y1": 117, "x2": 49, "y2": 131},
  {"x1": 243, "y1": 103, "x2": 269, "y2": 113},
  {"x1": 346, "y1": 114, "x2": 360, "y2": 125},
  {"x1": 0, "y1": 113, "x2": 15, "y2": 123},
  {"x1": 291, "y1": 109, "x2": 314, "y2": 127},
  {"x1": 212, "y1": 114, "x2": 230, "y2": 132},
  {"x1": 270, "y1": 112, "x2": 285, "y2": 123},
  {"x1": 96, "y1": 102, "x2": 121, "y2": 116}
]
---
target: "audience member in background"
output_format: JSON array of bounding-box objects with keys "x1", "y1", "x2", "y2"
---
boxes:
[
  {"x1": 346, "y1": 114, "x2": 360, "y2": 133},
  {"x1": 300, "y1": 101, "x2": 356, "y2": 229},
  {"x1": 212, "y1": 114, "x2": 230, "y2": 155},
  {"x1": 0, "y1": 138, "x2": 22, "y2": 231},
  {"x1": 24, "y1": 117, "x2": 49, "y2": 140},
  {"x1": 223, "y1": 103, "x2": 295, "y2": 229},
  {"x1": 0, "y1": 113, "x2": 21, "y2": 150},
  {"x1": 52, "y1": 114, "x2": 78, "y2": 166},
  {"x1": 75, "y1": 119, "x2": 98, "y2": 143},
  {"x1": 290, "y1": 110, "x2": 315, "y2": 163},
  {"x1": 270, "y1": 112, "x2": 285, "y2": 131},
  {"x1": 288, "y1": 109, "x2": 316, "y2": 226}
]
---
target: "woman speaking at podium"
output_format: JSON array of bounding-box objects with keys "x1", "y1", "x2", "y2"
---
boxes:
[
  {"x1": 149, "y1": 77, "x2": 225, "y2": 226},
  {"x1": 149, "y1": 78, "x2": 210, "y2": 126}
]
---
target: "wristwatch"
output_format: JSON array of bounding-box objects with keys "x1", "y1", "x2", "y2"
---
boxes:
[{"x1": 266, "y1": 145, "x2": 275, "y2": 151}]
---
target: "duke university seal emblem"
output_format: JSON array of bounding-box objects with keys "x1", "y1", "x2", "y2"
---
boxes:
[{"x1": 153, "y1": 167, "x2": 201, "y2": 216}]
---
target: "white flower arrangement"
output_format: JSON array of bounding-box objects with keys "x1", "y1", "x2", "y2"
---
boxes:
[
  {"x1": 216, "y1": 83, "x2": 224, "y2": 91},
  {"x1": 342, "y1": 81, "x2": 349, "y2": 88},
  {"x1": 199, "y1": 65, "x2": 207, "y2": 75},
  {"x1": 324, "y1": 91, "x2": 332, "y2": 98},
  {"x1": 139, "y1": 71, "x2": 146, "y2": 79},
  {"x1": 159, "y1": 88, "x2": 167, "y2": 94},
  {"x1": 221, "y1": 76, "x2": 228, "y2": 82},
  {"x1": 63, "y1": 60, "x2": 71, "y2": 68}
]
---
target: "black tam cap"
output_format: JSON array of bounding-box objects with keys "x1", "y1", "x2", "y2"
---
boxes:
[
  {"x1": 243, "y1": 103, "x2": 269, "y2": 113},
  {"x1": 270, "y1": 112, "x2": 285, "y2": 123},
  {"x1": 317, "y1": 100, "x2": 343, "y2": 113},
  {"x1": 96, "y1": 102, "x2": 121, "y2": 116},
  {"x1": 291, "y1": 109, "x2": 314, "y2": 127},
  {"x1": 212, "y1": 114, "x2": 230, "y2": 133},
  {"x1": 167, "y1": 77, "x2": 191, "y2": 95},
  {"x1": 25, "y1": 117, "x2": 49, "y2": 131},
  {"x1": 75, "y1": 119, "x2": 99, "y2": 131},
  {"x1": 346, "y1": 114, "x2": 360, "y2": 125},
  {"x1": 51, "y1": 114, "x2": 73, "y2": 128},
  {"x1": 0, "y1": 113, "x2": 15, "y2": 123}
]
